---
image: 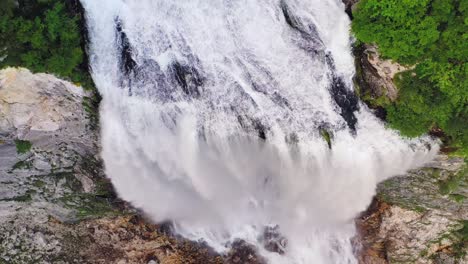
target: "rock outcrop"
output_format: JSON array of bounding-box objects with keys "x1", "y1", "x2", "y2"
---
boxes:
[
  {"x1": 354, "y1": 44, "x2": 410, "y2": 103},
  {"x1": 0, "y1": 67, "x2": 104, "y2": 219},
  {"x1": 353, "y1": 43, "x2": 412, "y2": 121},
  {"x1": 0, "y1": 67, "x2": 114, "y2": 262},
  {"x1": 357, "y1": 155, "x2": 467, "y2": 264}
]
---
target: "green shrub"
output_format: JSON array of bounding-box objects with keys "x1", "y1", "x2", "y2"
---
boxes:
[
  {"x1": 352, "y1": 0, "x2": 468, "y2": 155},
  {"x1": 386, "y1": 71, "x2": 452, "y2": 136},
  {"x1": 320, "y1": 129, "x2": 333, "y2": 149},
  {"x1": 15, "y1": 140, "x2": 32, "y2": 154},
  {"x1": 452, "y1": 220, "x2": 468, "y2": 259}
]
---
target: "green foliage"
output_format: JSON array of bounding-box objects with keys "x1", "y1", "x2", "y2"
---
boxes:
[
  {"x1": 59, "y1": 193, "x2": 121, "y2": 220},
  {"x1": 352, "y1": 0, "x2": 468, "y2": 155},
  {"x1": 452, "y1": 220, "x2": 468, "y2": 259},
  {"x1": 0, "y1": 190, "x2": 35, "y2": 202},
  {"x1": 15, "y1": 140, "x2": 32, "y2": 154},
  {"x1": 0, "y1": 0, "x2": 94, "y2": 89},
  {"x1": 320, "y1": 129, "x2": 333, "y2": 149},
  {"x1": 449, "y1": 193, "x2": 465, "y2": 203},
  {"x1": 0, "y1": 0, "x2": 16, "y2": 17},
  {"x1": 438, "y1": 166, "x2": 467, "y2": 195},
  {"x1": 12, "y1": 160, "x2": 33, "y2": 170},
  {"x1": 358, "y1": 86, "x2": 392, "y2": 109},
  {"x1": 386, "y1": 71, "x2": 453, "y2": 136}
]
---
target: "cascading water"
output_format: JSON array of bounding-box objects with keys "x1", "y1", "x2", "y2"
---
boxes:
[{"x1": 80, "y1": 0, "x2": 438, "y2": 263}]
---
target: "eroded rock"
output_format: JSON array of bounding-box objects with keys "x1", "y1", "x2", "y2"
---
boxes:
[
  {"x1": 353, "y1": 44, "x2": 412, "y2": 117},
  {"x1": 0, "y1": 68, "x2": 117, "y2": 262},
  {"x1": 357, "y1": 155, "x2": 468, "y2": 264}
]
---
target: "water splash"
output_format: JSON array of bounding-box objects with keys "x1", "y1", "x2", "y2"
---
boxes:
[{"x1": 81, "y1": 0, "x2": 438, "y2": 263}]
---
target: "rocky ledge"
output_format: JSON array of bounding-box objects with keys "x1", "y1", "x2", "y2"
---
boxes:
[{"x1": 356, "y1": 155, "x2": 467, "y2": 264}]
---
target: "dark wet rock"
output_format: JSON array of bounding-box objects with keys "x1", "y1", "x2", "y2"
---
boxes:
[
  {"x1": 236, "y1": 115, "x2": 268, "y2": 140},
  {"x1": 132, "y1": 59, "x2": 174, "y2": 101},
  {"x1": 170, "y1": 61, "x2": 204, "y2": 98},
  {"x1": 330, "y1": 73, "x2": 359, "y2": 131},
  {"x1": 261, "y1": 225, "x2": 287, "y2": 255},
  {"x1": 116, "y1": 18, "x2": 137, "y2": 76},
  {"x1": 341, "y1": 0, "x2": 359, "y2": 19},
  {"x1": 156, "y1": 220, "x2": 176, "y2": 236},
  {"x1": 326, "y1": 54, "x2": 360, "y2": 131},
  {"x1": 225, "y1": 240, "x2": 266, "y2": 264},
  {"x1": 281, "y1": 0, "x2": 325, "y2": 57}
]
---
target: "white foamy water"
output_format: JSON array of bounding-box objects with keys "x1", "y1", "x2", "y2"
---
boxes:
[{"x1": 80, "y1": 0, "x2": 438, "y2": 263}]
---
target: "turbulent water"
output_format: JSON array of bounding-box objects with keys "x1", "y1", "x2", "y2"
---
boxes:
[{"x1": 81, "y1": 0, "x2": 438, "y2": 263}]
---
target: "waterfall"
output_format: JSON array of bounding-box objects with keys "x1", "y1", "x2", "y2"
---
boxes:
[{"x1": 80, "y1": 0, "x2": 438, "y2": 263}]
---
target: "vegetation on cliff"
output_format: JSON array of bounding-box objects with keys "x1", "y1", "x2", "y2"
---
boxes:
[
  {"x1": 0, "y1": 0, "x2": 93, "y2": 89},
  {"x1": 352, "y1": 0, "x2": 468, "y2": 155}
]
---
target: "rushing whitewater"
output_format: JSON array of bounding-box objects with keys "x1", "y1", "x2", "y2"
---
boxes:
[{"x1": 81, "y1": 0, "x2": 438, "y2": 263}]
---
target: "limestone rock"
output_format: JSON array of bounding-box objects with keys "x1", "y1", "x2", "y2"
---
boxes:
[
  {"x1": 363, "y1": 45, "x2": 411, "y2": 101},
  {"x1": 0, "y1": 68, "x2": 109, "y2": 262},
  {"x1": 0, "y1": 67, "x2": 87, "y2": 135},
  {"x1": 0, "y1": 68, "x2": 99, "y2": 207},
  {"x1": 354, "y1": 44, "x2": 411, "y2": 105},
  {"x1": 357, "y1": 155, "x2": 467, "y2": 264}
]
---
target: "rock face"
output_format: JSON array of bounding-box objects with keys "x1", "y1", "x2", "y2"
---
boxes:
[
  {"x1": 0, "y1": 67, "x2": 102, "y2": 219},
  {"x1": 0, "y1": 67, "x2": 111, "y2": 262},
  {"x1": 353, "y1": 44, "x2": 411, "y2": 114},
  {"x1": 357, "y1": 155, "x2": 467, "y2": 264},
  {"x1": 356, "y1": 44, "x2": 410, "y2": 102}
]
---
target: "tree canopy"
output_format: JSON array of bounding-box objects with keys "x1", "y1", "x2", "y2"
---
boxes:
[
  {"x1": 0, "y1": 0, "x2": 92, "y2": 88},
  {"x1": 352, "y1": 0, "x2": 468, "y2": 155}
]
